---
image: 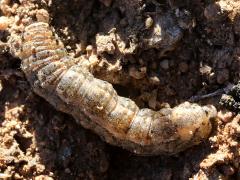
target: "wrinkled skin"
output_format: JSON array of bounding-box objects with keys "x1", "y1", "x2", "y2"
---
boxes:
[{"x1": 9, "y1": 22, "x2": 217, "y2": 155}]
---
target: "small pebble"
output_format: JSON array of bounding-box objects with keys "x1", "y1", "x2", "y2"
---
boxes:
[
  {"x1": 160, "y1": 59, "x2": 169, "y2": 70},
  {"x1": 86, "y1": 45, "x2": 93, "y2": 56},
  {"x1": 145, "y1": 16, "x2": 153, "y2": 29},
  {"x1": 99, "y1": 0, "x2": 112, "y2": 7},
  {"x1": 0, "y1": 80, "x2": 2, "y2": 93},
  {"x1": 139, "y1": 58, "x2": 145, "y2": 66},
  {"x1": 148, "y1": 90, "x2": 158, "y2": 109},
  {"x1": 65, "y1": 168, "x2": 71, "y2": 174},
  {"x1": 208, "y1": 72, "x2": 216, "y2": 84},
  {"x1": 217, "y1": 110, "x2": 233, "y2": 123},
  {"x1": 200, "y1": 65, "x2": 212, "y2": 75},
  {"x1": 204, "y1": 1, "x2": 231, "y2": 22},
  {"x1": 179, "y1": 62, "x2": 188, "y2": 73},
  {"x1": 129, "y1": 66, "x2": 146, "y2": 79},
  {"x1": 217, "y1": 69, "x2": 229, "y2": 84},
  {"x1": 220, "y1": 165, "x2": 235, "y2": 176},
  {"x1": 149, "y1": 75, "x2": 160, "y2": 85}
]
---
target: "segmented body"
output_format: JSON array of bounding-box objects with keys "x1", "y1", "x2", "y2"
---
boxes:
[{"x1": 10, "y1": 22, "x2": 217, "y2": 155}]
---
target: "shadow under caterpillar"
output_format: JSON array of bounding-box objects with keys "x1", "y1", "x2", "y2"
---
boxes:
[{"x1": 9, "y1": 22, "x2": 217, "y2": 155}]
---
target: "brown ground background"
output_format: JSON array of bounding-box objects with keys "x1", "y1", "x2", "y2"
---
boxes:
[{"x1": 1, "y1": 0, "x2": 240, "y2": 179}]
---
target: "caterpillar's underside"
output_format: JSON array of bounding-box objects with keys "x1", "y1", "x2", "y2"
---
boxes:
[{"x1": 9, "y1": 22, "x2": 217, "y2": 155}]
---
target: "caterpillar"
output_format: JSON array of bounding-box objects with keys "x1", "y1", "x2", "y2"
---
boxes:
[{"x1": 9, "y1": 22, "x2": 217, "y2": 155}]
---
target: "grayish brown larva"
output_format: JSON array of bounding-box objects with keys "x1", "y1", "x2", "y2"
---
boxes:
[{"x1": 9, "y1": 22, "x2": 217, "y2": 155}]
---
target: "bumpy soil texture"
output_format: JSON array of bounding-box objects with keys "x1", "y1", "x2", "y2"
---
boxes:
[{"x1": 1, "y1": 0, "x2": 240, "y2": 179}]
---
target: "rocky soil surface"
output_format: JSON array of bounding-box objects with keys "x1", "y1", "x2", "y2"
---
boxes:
[{"x1": 1, "y1": 0, "x2": 240, "y2": 179}]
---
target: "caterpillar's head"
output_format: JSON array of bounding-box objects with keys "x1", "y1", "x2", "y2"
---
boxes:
[{"x1": 171, "y1": 102, "x2": 217, "y2": 145}]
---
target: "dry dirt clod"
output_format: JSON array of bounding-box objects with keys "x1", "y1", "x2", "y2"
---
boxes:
[
  {"x1": 0, "y1": 0, "x2": 11, "y2": 15},
  {"x1": 217, "y1": 110, "x2": 234, "y2": 123},
  {"x1": 0, "y1": 16, "x2": 12, "y2": 30},
  {"x1": 144, "y1": 12, "x2": 183, "y2": 50},
  {"x1": 96, "y1": 33, "x2": 116, "y2": 54},
  {"x1": 36, "y1": 9, "x2": 50, "y2": 23}
]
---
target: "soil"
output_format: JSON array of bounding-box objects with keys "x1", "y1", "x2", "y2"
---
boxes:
[{"x1": 1, "y1": 0, "x2": 240, "y2": 179}]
